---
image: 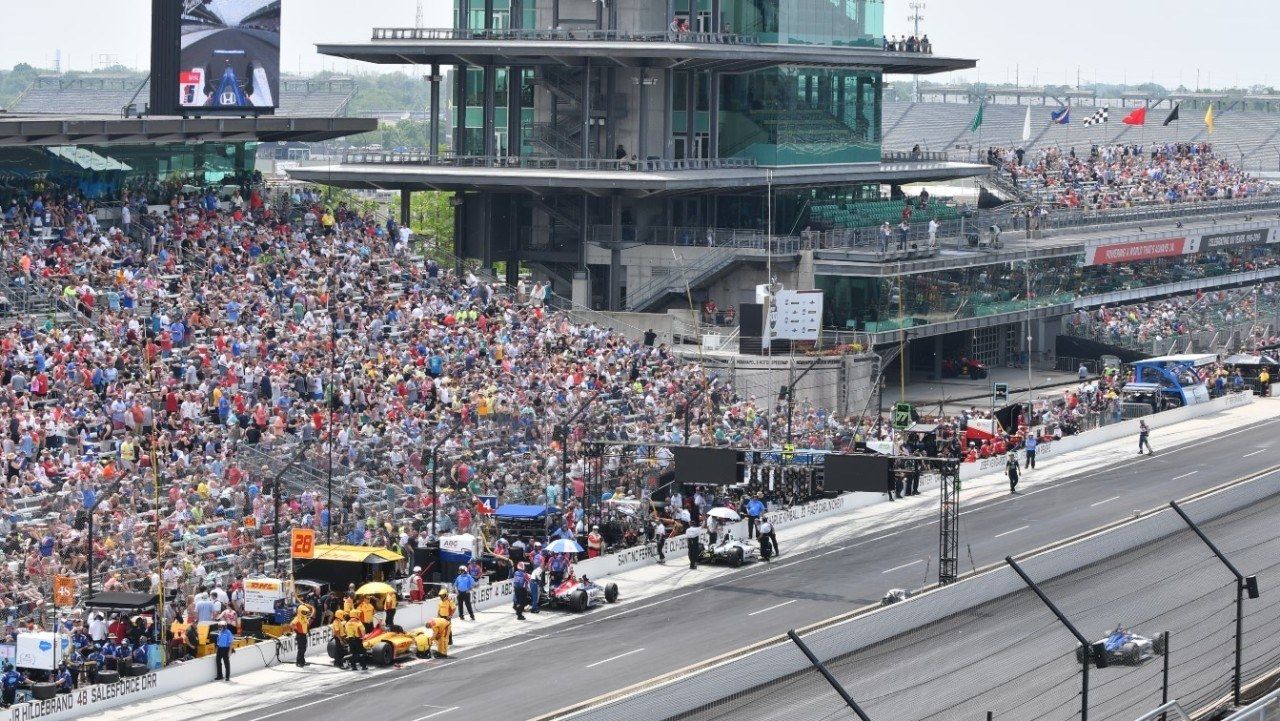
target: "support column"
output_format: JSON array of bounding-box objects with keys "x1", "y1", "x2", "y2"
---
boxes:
[
  {"x1": 932, "y1": 334, "x2": 943, "y2": 380},
  {"x1": 481, "y1": 193, "x2": 494, "y2": 271},
  {"x1": 663, "y1": 69, "x2": 674, "y2": 159},
  {"x1": 552, "y1": 0, "x2": 559, "y2": 27},
  {"x1": 581, "y1": 60, "x2": 593, "y2": 157},
  {"x1": 507, "y1": 66, "x2": 522, "y2": 158},
  {"x1": 483, "y1": 0, "x2": 494, "y2": 30},
  {"x1": 429, "y1": 64, "x2": 441, "y2": 158},
  {"x1": 609, "y1": 192, "x2": 623, "y2": 311},
  {"x1": 453, "y1": 66, "x2": 467, "y2": 156},
  {"x1": 483, "y1": 65, "x2": 497, "y2": 157},
  {"x1": 638, "y1": 68, "x2": 649, "y2": 161},
  {"x1": 578, "y1": 194, "x2": 589, "y2": 269},
  {"x1": 458, "y1": 0, "x2": 470, "y2": 30},
  {"x1": 399, "y1": 189, "x2": 411, "y2": 227},
  {"x1": 605, "y1": 67, "x2": 616, "y2": 158},
  {"x1": 711, "y1": 0, "x2": 721, "y2": 32},
  {"x1": 684, "y1": 72, "x2": 695, "y2": 159},
  {"x1": 709, "y1": 71, "x2": 720, "y2": 159}
]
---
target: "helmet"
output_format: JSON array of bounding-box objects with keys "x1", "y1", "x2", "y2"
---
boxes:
[
  {"x1": 334, "y1": 610, "x2": 346, "y2": 621},
  {"x1": 299, "y1": 606, "x2": 311, "y2": 616},
  {"x1": 438, "y1": 589, "x2": 449, "y2": 597}
]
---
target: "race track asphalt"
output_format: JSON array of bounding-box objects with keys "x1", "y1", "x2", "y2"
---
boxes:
[{"x1": 223, "y1": 417, "x2": 1280, "y2": 721}]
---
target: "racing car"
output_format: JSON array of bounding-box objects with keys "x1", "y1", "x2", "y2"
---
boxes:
[
  {"x1": 540, "y1": 575, "x2": 620, "y2": 613},
  {"x1": 700, "y1": 532, "x2": 761, "y2": 567},
  {"x1": 1076, "y1": 626, "x2": 1166, "y2": 667},
  {"x1": 326, "y1": 624, "x2": 433, "y2": 666}
]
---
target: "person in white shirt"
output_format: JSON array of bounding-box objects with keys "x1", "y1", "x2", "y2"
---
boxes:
[
  {"x1": 685, "y1": 523, "x2": 701, "y2": 569},
  {"x1": 928, "y1": 218, "x2": 939, "y2": 247}
]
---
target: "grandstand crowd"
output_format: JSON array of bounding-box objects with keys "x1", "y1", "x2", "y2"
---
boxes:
[
  {"x1": 987, "y1": 143, "x2": 1269, "y2": 210},
  {"x1": 1068, "y1": 285, "x2": 1280, "y2": 350},
  {"x1": 0, "y1": 166, "x2": 1275, "y2": 642}
]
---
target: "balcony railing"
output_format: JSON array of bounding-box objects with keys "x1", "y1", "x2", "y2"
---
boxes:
[
  {"x1": 339, "y1": 152, "x2": 757, "y2": 172},
  {"x1": 371, "y1": 27, "x2": 760, "y2": 45},
  {"x1": 881, "y1": 149, "x2": 951, "y2": 163}
]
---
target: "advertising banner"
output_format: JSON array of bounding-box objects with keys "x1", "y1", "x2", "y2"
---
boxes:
[
  {"x1": 179, "y1": 0, "x2": 281, "y2": 109},
  {"x1": 1198, "y1": 228, "x2": 1272, "y2": 250},
  {"x1": 1084, "y1": 237, "x2": 1186, "y2": 266},
  {"x1": 243, "y1": 578, "x2": 285, "y2": 615},
  {"x1": 768, "y1": 290, "x2": 824, "y2": 341}
]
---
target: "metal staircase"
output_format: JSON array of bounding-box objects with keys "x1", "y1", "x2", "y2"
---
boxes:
[
  {"x1": 626, "y1": 248, "x2": 741, "y2": 312},
  {"x1": 530, "y1": 66, "x2": 606, "y2": 158}
]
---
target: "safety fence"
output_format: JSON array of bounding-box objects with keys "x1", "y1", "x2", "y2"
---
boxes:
[{"x1": 552, "y1": 466, "x2": 1280, "y2": 721}]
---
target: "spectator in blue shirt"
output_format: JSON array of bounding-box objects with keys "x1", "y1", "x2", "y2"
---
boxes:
[
  {"x1": 2, "y1": 664, "x2": 30, "y2": 707},
  {"x1": 746, "y1": 494, "x2": 765, "y2": 539}
]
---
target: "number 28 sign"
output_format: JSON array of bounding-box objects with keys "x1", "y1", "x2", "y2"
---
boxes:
[{"x1": 291, "y1": 528, "x2": 317, "y2": 559}]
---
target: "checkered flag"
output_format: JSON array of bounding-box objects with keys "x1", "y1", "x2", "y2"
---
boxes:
[{"x1": 1083, "y1": 108, "x2": 1109, "y2": 126}]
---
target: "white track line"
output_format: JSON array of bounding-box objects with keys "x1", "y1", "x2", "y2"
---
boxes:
[
  {"x1": 1244, "y1": 450, "x2": 1267, "y2": 458},
  {"x1": 586, "y1": 649, "x2": 646, "y2": 668},
  {"x1": 747, "y1": 600, "x2": 799, "y2": 616},
  {"x1": 994, "y1": 525, "x2": 1030, "y2": 538},
  {"x1": 1171, "y1": 472, "x2": 1198, "y2": 481},
  {"x1": 882, "y1": 559, "x2": 925, "y2": 574},
  {"x1": 409, "y1": 708, "x2": 460, "y2": 721},
  {"x1": 1090, "y1": 495, "x2": 1122, "y2": 507}
]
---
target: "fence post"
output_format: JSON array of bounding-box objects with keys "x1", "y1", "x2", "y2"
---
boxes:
[
  {"x1": 1005, "y1": 556, "x2": 1092, "y2": 721},
  {"x1": 1160, "y1": 631, "x2": 1171, "y2": 721},
  {"x1": 1168, "y1": 501, "x2": 1260, "y2": 707},
  {"x1": 787, "y1": 630, "x2": 873, "y2": 721}
]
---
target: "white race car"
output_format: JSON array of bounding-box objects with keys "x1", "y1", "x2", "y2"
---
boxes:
[
  {"x1": 701, "y1": 532, "x2": 761, "y2": 567},
  {"x1": 1077, "y1": 626, "x2": 1166, "y2": 667}
]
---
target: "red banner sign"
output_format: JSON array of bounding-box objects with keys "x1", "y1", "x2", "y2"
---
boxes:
[{"x1": 1086, "y1": 237, "x2": 1187, "y2": 266}]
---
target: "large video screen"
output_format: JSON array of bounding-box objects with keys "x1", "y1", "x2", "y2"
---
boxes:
[
  {"x1": 824, "y1": 454, "x2": 891, "y2": 493},
  {"x1": 674, "y1": 447, "x2": 741, "y2": 486},
  {"x1": 179, "y1": 0, "x2": 281, "y2": 109}
]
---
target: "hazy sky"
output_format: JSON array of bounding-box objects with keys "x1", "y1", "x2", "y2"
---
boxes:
[{"x1": 0, "y1": 0, "x2": 1271, "y2": 90}]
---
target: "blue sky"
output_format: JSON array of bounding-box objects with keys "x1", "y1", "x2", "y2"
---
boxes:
[{"x1": 0, "y1": 0, "x2": 1272, "y2": 90}]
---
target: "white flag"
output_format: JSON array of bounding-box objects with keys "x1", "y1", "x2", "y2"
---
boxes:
[{"x1": 1021, "y1": 105, "x2": 1032, "y2": 142}]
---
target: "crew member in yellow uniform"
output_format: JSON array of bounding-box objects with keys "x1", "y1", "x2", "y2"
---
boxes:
[
  {"x1": 330, "y1": 611, "x2": 348, "y2": 669},
  {"x1": 290, "y1": 604, "x2": 312, "y2": 668},
  {"x1": 426, "y1": 616, "x2": 450, "y2": 658},
  {"x1": 356, "y1": 596, "x2": 375, "y2": 628},
  {"x1": 436, "y1": 588, "x2": 457, "y2": 643},
  {"x1": 343, "y1": 614, "x2": 369, "y2": 671},
  {"x1": 384, "y1": 591, "x2": 398, "y2": 628}
]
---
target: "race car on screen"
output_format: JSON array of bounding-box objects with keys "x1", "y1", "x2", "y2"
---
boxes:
[
  {"x1": 540, "y1": 575, "x2": 620, "y2": 613},
  {"x1": 1076, "y1": 626, "x2": 1166, "y2": 667},
  {"x1": 700, "y1": 532, "x2": 761, "y2": 567}
]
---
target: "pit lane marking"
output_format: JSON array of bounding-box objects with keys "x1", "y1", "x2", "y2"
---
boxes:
[
  {"x1": 882, "y1": 559, "x2": 925, "y2": 574},
  {"x1": 1090, "y1": 495, "x2": 1123, "y2": 507},
  {"x1": 1170, "y1": 472, "x2": 1197, "y2": 481},
  {"x1": 994, "y1": 525, "x2": 1029, "y2": 538},
  {"x1": 1244, "y1": 450, "x2": 1267, "y2": 458},
  {"x1": 586, "y1": 648, "x2": 646, "y2": 668},
  {"x1": 408, "y1": 708, "x2": 460, "y2": 721},
  {"x1": 747, "y1": 600, "x2": 799, "y2": 616}
]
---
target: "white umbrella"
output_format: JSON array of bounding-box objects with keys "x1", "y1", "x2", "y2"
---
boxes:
[
  {"x1": 546, "y1": 538, "x2": 584, "y2": 554},
  {"x1": 707, "y1": 507, "x2": 741, "y2": 522}
]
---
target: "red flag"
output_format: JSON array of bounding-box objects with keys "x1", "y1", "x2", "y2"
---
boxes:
[{"x1": 1122, "y1": 107, "x2": 1147, "y2": 126}]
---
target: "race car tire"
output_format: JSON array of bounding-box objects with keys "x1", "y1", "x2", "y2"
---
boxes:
[
  {"x1": 604, "y1": 583, "x2": 619, "y2": 604},
  {"x1": 326, "y1": 638, "x2": 340, "y2": 660},
  {"x1": 729, "y1": 547, "x2": 744, "y2": 568},
  {"x1": 571, "y1": 590, "x2": 589, "y2": 613},
  {"x1": 1153, "y1": 636, "x2": 1167, "y2": 656},
  {"x1": 1120, "y1": 645, "x2": 1140, "y2": 665},
  {"x1": 372, "y1": 642, "x2": 395, "y2": 667}
]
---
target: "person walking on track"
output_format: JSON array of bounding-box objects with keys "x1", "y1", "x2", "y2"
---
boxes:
[
  {"x1": 1138, "y1": 420, "x2": 1154, "y2": 455},
  {"x1": 1024, "y1": 434, "x2": 1037, "y2": 469},
  {"x1": 1006, "y1": 453, "x2": 1020, "y2": 494}
]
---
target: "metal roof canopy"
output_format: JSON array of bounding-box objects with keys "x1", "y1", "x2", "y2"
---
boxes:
[
  {"x1": 315, "y1": 39, "x2": 976, "y2": 75},
  {"x1": 287, "y1": 160, "x2": 990, "y2": 197},
  {"x1": 0, "y1": 115, "x2": 376, "y2": 148}
]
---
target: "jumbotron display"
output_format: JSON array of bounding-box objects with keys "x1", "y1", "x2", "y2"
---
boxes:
[{"x1": 178, "y1": 0, "x2": 281, "y2": 109}]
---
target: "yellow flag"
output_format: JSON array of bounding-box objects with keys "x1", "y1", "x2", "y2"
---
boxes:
[{"x1": 1204, "y1": 103, "x2": 1215, "y2": 134}]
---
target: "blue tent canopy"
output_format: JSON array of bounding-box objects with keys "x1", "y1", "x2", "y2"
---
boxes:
[{"x1": 495, "y1": 504, "x2": 557, "y2": 521}]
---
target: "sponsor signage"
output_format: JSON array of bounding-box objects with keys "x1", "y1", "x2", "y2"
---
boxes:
[
  {"x1": 290, "y1": 528, "x2": 316, "y2": 559},
  {"x1": 1085, "y1": 237, "x2": 1186, "y2": 266},
  {"x1": 243, "y1": 578, "x2": 286, "y2": 614},
  {"x1": 1200, "y1": 228, "x2": 1272, "y2": 249},
  {"x1": 768, "y1": 290, "x2": 823, "y2": 341}
]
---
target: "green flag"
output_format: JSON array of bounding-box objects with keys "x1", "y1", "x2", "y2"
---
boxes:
[{"x1": 969, "y1": 102, "x2": 985, "y2": 133}]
